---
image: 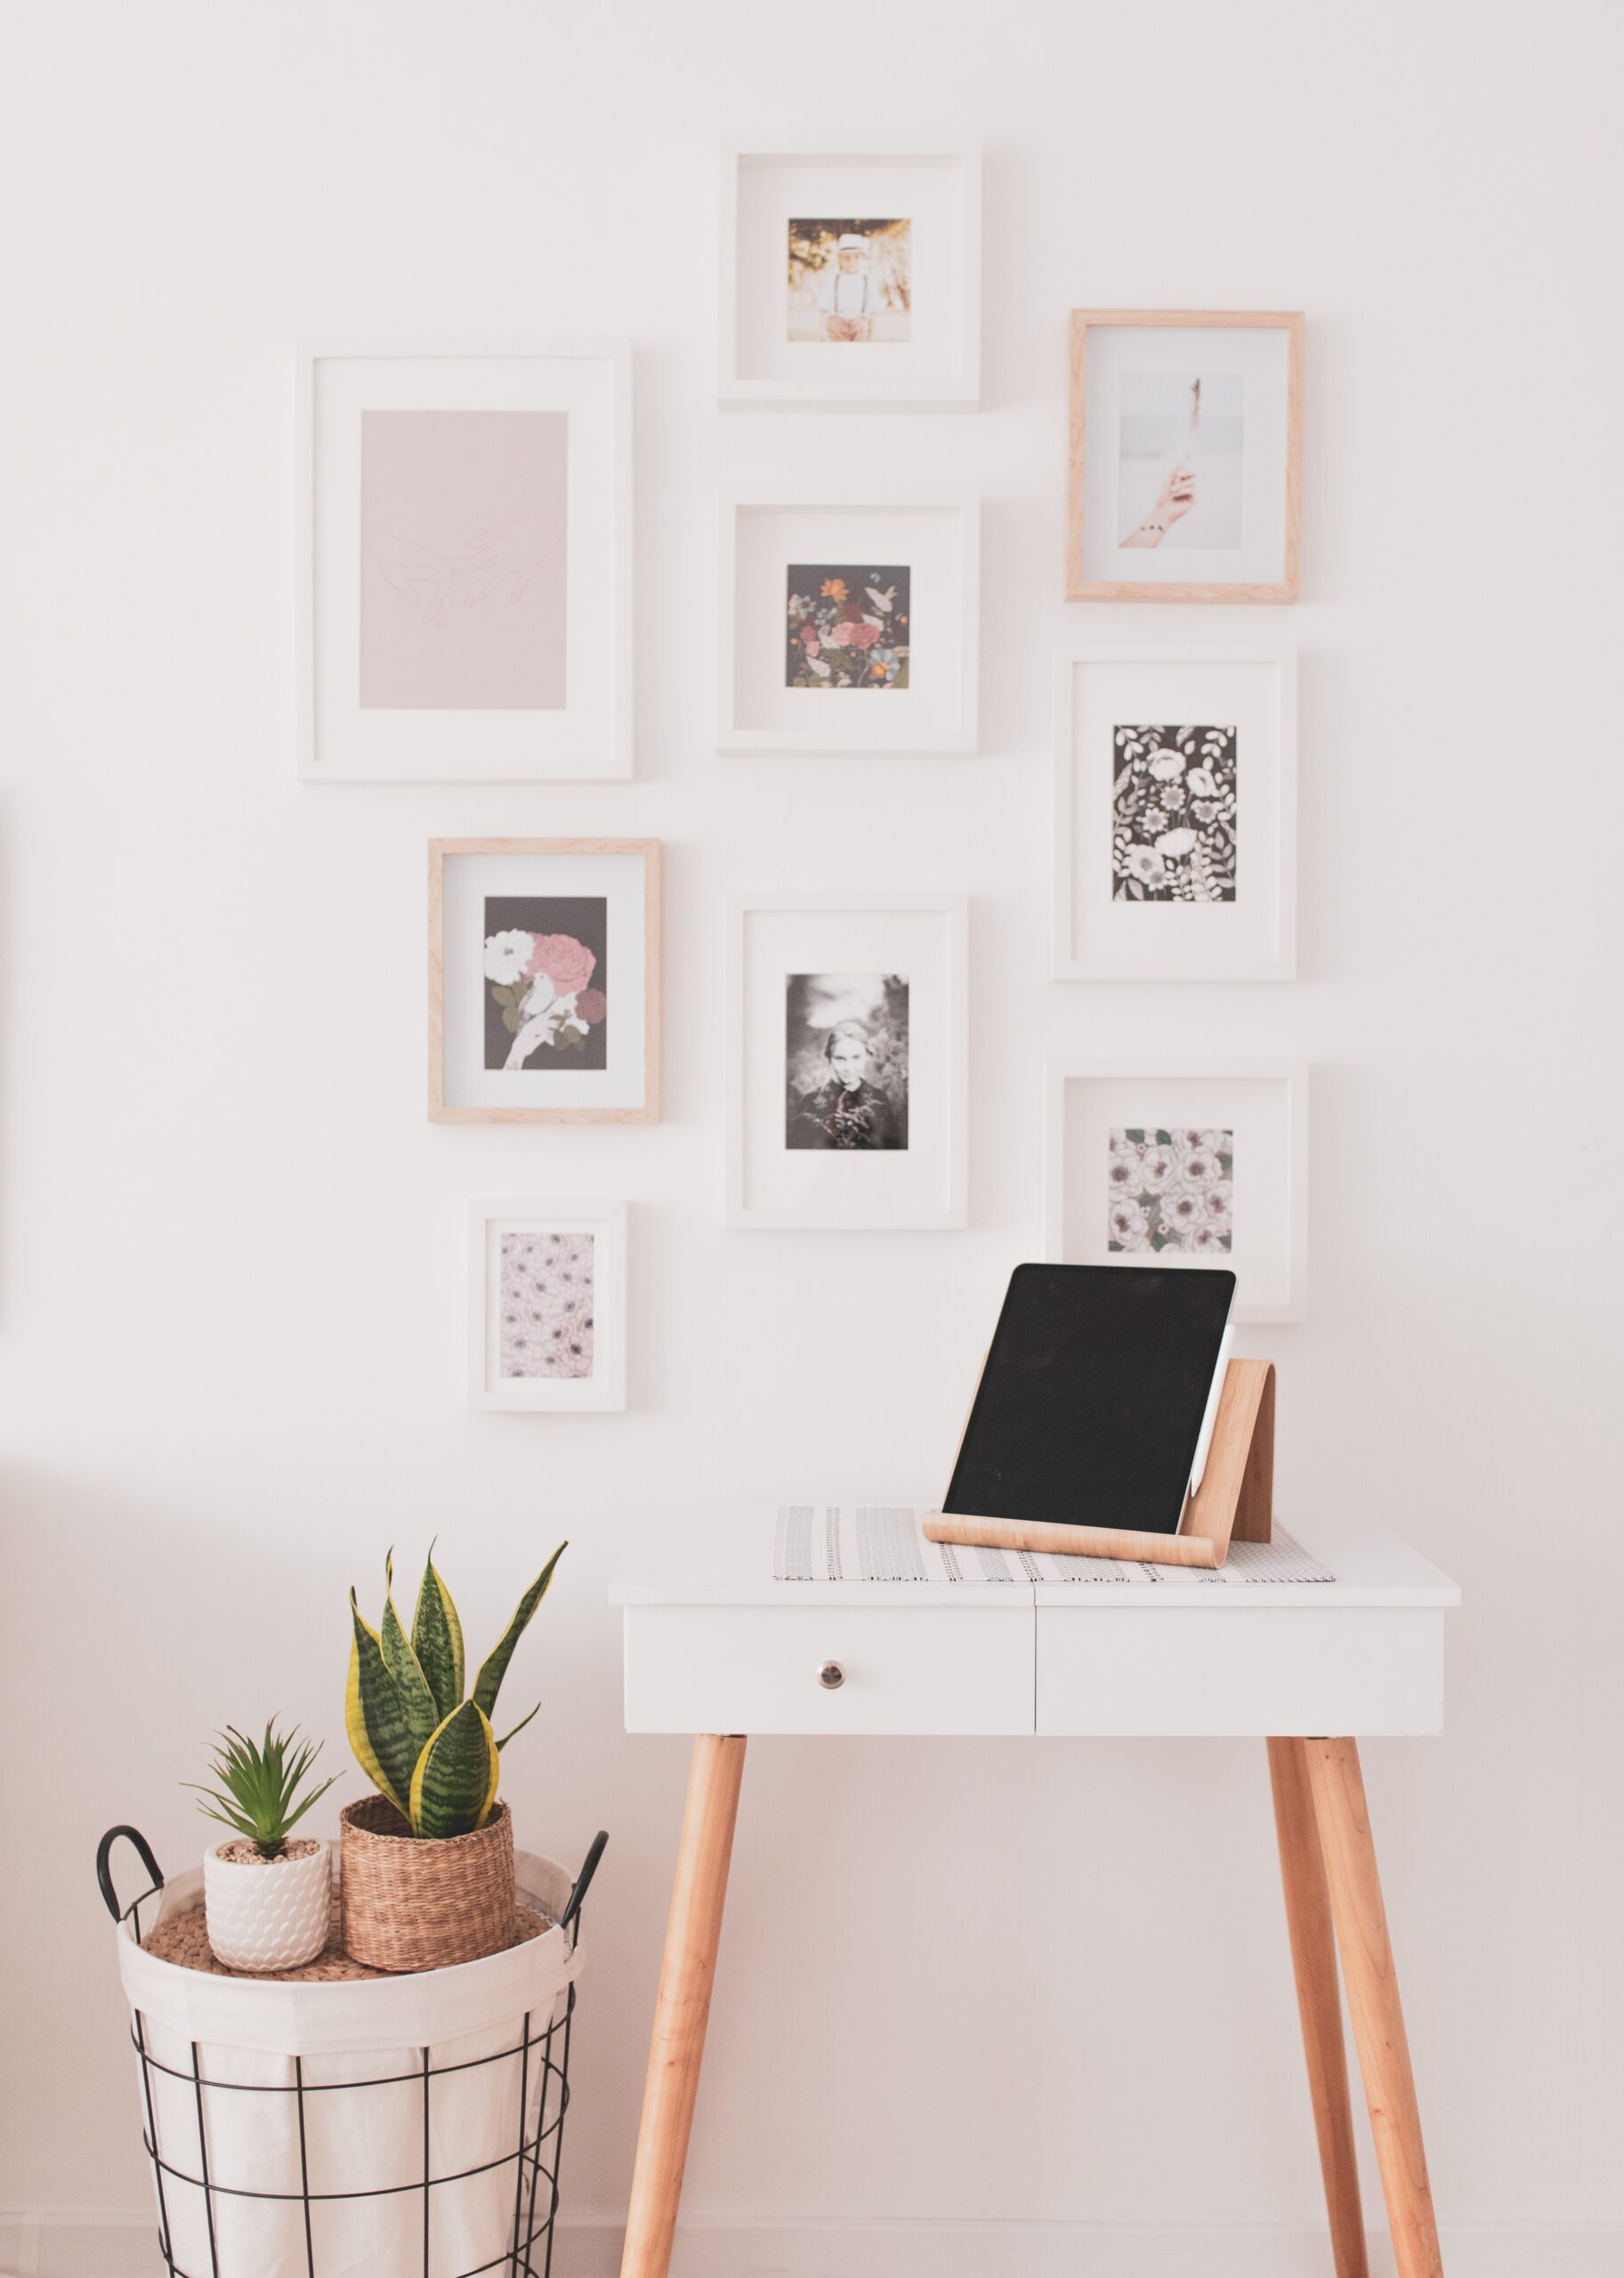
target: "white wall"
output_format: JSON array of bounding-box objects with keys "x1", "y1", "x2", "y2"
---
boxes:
[{"x1": 2, "y1": 1, "x2": 1620, "y2": 2268}]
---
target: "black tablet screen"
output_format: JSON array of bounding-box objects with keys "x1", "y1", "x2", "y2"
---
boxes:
[{"x1": 941, "y1": 1264, "x2": 1237, "y2": 1535}]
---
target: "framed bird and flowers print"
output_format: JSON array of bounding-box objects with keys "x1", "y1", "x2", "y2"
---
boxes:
[
  {"x1": 468, "y1": 1198, "x2": 626, "y2": 1411},
  {"x1": 1053, "y1": 642, "x2": 1297, "y2": 980},
  {"x1": 719, "y1": 136, "x2": 982, "y2": 409},
  {"x1": 429, "y1": 839, "x2": 661, "y2": 1123},
  {"x1": 1043, "y1": 1060, "x2": 1308, "y2": 1322},
  {"x1": 727, "y1": 891, "x2": 967, "y2": 1229},
  {"x1": 298, "y1": 340, "x2": 633, "y2": 780},
  {"x1": 1066, "y1": 311, "x2": 1303, "y2": 602},
  {"x1": 719, "y1": 489, "x2": 980, "y2": 755}
]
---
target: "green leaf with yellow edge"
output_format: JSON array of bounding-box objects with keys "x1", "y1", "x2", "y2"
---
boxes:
[
  {"x1": 408, "y1": 1699, "x2": 499, "y2": 1838},
  {"x1": 411, "y1": 1541, "x2": 465, "y2": 1725},
  {"x1": 346, "y1": 1591, "x2": 417, "y2": 1818},
  {"x1": 381, "y1": 1550, "x2": 439, "y2": 1761},
  {"x1": 494, "y1": 1700, "x2": 539, "y2": 1752},
  {"x1": 472, "y1": 1542, "x2": 567, "y2": 1724}
]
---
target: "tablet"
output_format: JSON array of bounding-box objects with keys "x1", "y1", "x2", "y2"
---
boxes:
[{"x1": 941, "y1": 1263, "x2": 1237, "y2": 1537}]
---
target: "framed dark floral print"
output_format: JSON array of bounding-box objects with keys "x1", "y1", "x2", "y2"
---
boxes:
[
  {"x1": 1044, "y1": 1059, "x2": 1308, "y2": 1322},
  {"x1": 1053, "y1": 643, "x2": 1297, "y2": 981},
  {"x1": 429, "y1": 839, "x2": 661, "y2": 1123},
  {"x1": 468, "y1": 1199, "x2": 626, "y2": 1410},
  {"x1": 719, "y1": 489, "x2": 979, "y2": 755}
]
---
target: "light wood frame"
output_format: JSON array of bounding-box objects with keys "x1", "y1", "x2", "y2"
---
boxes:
[
  {"x1": 1051, "y1": 641, "x2": 1298, "y2": 981},
  {"x1": 717, "y1": 486, "x2": 981, "y2": 755},
  {"x1": 297, "y1": 339, "x2": 634, "y2": 780},
  {"x1": 719, "y1": 136, "x2": 982, "y2": 409},
  {"x1": 1066, "y1": 309, "x2": 1304, "y2": 603},
  {"x1": 428, "y1": 837, "x2": 662, "y2": 1124},
  {"x1": 1044, "y1": 1057, "x2": 1310, "y2": 1323}
]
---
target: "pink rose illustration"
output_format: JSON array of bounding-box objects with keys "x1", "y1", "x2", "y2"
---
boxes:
[
  {"x1": 524, "y1": 933, "x2": 596, "y2": 997},
  {"x1": 576, "y1": 988, "x2": 607, "y2": 1025},
  {"x1": 797, "y1": 622, "x2": 821, "y2": 654},
  {"x1": 828, "y1": 618, "x2": 881, "y2": 650}
]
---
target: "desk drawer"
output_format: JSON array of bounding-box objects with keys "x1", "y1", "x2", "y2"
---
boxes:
[
  {"x1": 1036, "y1": 1605, "x2": 1446, "y2": 1736},
  {"x1": 624, "y1": 1604, "x2": 1034, "y2": 1735}
]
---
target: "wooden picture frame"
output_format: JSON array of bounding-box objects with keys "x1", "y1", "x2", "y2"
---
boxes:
[
  {"x1": 1066, "y1": 310, "x2": 1304, "y2": 603},
  {"x1": 429, "y1": 838, "x2": 661, "y2": 1124}
]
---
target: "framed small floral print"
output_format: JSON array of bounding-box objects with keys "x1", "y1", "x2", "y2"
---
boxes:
[
  {"x1": 1066, "y1": 311, "x2": 1303, "y2": 602},
  {"x1": 1044, "y1": 1059, "x2": 1308, "y2": 1321},
  {"x1": 1054, "y1": 643, "x2": 1297, "y2": 980},
  {"x1": 719, "y1": 489, "x2": 979, "y2": 755},
  {"x1": 429, "y1": 839, "x2": 661, "y2": 1123},
  {"x1": 469, "y1": 1199, "x2": 626, "y2": 1410}
]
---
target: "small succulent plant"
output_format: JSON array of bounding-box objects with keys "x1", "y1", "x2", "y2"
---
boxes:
[
  {"x1": 188, "y1": 1722, "x2": 340, "y2": 1858},
  {"x1": 347, "y1": 1542, "x2": 565, "y2": 1841}
]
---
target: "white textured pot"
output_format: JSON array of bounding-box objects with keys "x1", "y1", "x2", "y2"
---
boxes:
[{"x1": 203, "y1": 1839, "x2": 331, "y2": 1971}]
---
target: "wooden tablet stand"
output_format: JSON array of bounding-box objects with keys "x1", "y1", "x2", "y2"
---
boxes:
[{"x1": 922, "y1": 1359, "x2": 1275, "y2": 1571}]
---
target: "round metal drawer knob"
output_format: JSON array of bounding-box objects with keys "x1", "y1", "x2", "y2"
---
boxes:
[{"x1": 817, "y1": 1660, "x2": 845, "y2": 1691}]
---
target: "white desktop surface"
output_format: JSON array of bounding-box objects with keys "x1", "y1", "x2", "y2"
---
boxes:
[{"x1": 613, "y1": 1507, "x2": 1461, "y2": 1738}]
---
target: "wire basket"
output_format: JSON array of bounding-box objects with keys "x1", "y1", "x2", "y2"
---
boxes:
[{"x1": 98, "y1": 1822, "x2": 607, "y2": 2278}]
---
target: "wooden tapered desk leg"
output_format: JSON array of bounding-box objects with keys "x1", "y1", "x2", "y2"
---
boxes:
[
  {"x1": 1305, "y1": 1738, "x2": 1444, "y2": 2278},
  {"x1": 620, "y1": 1734, "x2": 747, "y2": 2278},
  {"x1": 1267, "y1": 1738, "x2": 1370, "y2": 2278}
]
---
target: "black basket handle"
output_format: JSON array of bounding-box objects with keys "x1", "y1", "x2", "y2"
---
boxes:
[
  {"x1": 559, "y1": 1830, "x2": 608, "y2": 1935},
  {"x1": 97, "y1": 1826, "x2": 165, "y2": 1923}
]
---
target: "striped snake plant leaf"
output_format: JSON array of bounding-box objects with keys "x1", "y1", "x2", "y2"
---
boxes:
[
  {"x1": 380, "y1": 1551, "x2": 440, "y2": 1761},
  {"x1": 408, "y1": 1698, "x2": 500, "y2": 1839},
  {"x1": 410, "y1": 1540, "x2": 466, "y2": 1725},
  {"x1": 471, "y1": 1541, "x2": 567, "y2": 1723},
  {"x1": 345, "y1": 1592, "x2": 418, "y2": 1819},
  {"x1": 494, "y1": 1700, "x2": 540, "y2": 1752}
]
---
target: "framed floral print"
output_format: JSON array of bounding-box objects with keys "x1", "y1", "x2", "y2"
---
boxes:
[
  {"x1": 298, "y1": 340, "x2": 633, "y2": 780},
  {"x1": 429, "y1": 839, "x2": 660, "y2": 1123},
  {"x1": 719, "y1": 489, "x2": 980, "y2": 755},
  {"x1": 720, "y1": 136, "x2": 981, "y2": 408},
  {"x1": 1066, "y1": 311, "x2": 1303, "y2": 602},
  {"x1": 468, "y1": 1199, "x2": 626, "y2": 1411},
  {"x1": 1054, "y1": 642, "x2": 1297, "y2": 980},
  {"x1": 1044, "y1": 1059, "x2": 1308, "y2": 1322},
  {"x1": 727, "y1": 892, "x2": 967, "y2": 1229}
]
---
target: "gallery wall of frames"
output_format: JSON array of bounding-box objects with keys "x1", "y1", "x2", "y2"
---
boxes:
[{"x1": 297, "y1": 133, "x2": 1311, "y2": 1410}]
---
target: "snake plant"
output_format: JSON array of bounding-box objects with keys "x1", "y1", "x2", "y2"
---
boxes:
[
  {"x1": 346, "y1": 1543, "x2": 565, "y2": 1840},
  {"x1": 187, "y1": 1722, "x2": 339, "y2": 1857}
]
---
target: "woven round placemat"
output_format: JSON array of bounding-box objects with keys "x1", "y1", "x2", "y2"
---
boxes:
[{"x1": 142, "y1": 1892, "x2": 547, "y2": 1983}]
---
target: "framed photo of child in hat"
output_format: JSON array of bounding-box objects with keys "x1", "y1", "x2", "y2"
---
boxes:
[{"x1": 720, "y1": 138, "x2": 981, "y2": 409}]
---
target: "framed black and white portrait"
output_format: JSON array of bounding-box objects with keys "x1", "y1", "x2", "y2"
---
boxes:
[{"x1": 728, "y1": 893, "x2": 966, "y2": 1228}]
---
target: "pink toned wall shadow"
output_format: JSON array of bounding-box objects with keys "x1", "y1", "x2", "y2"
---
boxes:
[{"x1": 360, "y1": 408, "x2": 568, "y2": 711}]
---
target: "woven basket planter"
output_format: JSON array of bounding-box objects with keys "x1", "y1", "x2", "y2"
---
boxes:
[{"x1": 339, "y1": 1795, "x2": 515, "y2": 1972}]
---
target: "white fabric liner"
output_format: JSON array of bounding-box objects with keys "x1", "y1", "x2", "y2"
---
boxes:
[{"x1": 117, "y1": 1849, "x2": 582, "y2": 2278}]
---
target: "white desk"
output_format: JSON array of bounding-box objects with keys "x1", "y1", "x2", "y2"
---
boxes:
[{"x1": 612, "y1": 1507, "x2": 1461, "y2": 2278}]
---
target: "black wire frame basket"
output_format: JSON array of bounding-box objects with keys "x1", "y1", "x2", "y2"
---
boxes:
[{"x1": 97, "y1": 1823, "x2": 608, "y2": 2278}]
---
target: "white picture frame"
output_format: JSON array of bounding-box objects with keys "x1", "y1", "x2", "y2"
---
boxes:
[
  {"x1": 298, "y1": 339, "x2": 634, "y2": 781},
  {"x1": 1044, "y1": 1059, "x2": 1309, "y2": 1322},
  {"x1": 468, "y1": 1198, "x2": 626, "y2": 1411},
  {"x1": 719, "y1": 488, "x2": 980, "y2": 755},
  {"x1": 728, "y1": 892, "x2": 968, "y2": 1229},
  {"x1": 1053, "y1": 642, "x2": 1297, "y2": 981},
  {"x1": 720, "y1": 135, "x2": 982, "y2": 409}
]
